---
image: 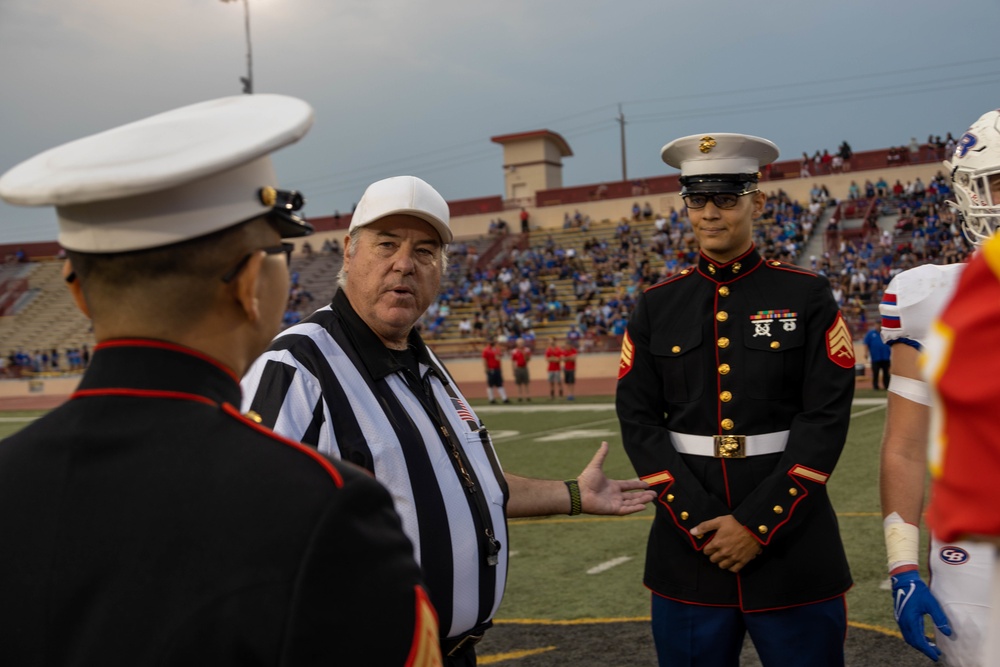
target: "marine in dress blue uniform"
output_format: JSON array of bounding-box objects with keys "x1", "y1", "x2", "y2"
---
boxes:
[
  {"x1": 616, "y1": 134, "x2": 856, "y2": 667},
  {"x1": 0, "y1": 96, "x2": 441, "y2": 666}
]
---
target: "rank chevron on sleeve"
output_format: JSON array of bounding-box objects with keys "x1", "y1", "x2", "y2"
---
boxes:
[{"x1": 826, "y1": 314, "x2": 856, "y2": 368}]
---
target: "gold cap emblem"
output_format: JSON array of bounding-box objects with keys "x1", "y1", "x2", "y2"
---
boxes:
[
  {"x1": 699, "y1": 136, "x2": 717, "y2": 153},
  {"x1": 259, "y1": 186, "x2": 278, "y2": 207}
]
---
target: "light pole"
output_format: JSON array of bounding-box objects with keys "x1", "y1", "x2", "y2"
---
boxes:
[{"x1": 221, "y1": 0, "x2": 253, "y2": 94}]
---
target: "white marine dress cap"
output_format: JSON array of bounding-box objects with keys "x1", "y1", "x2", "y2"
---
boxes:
[
  {"x1": 661, "y1": 133, "x2": 779, "y2": 194},
  {"x1": 349, "y1": 175, "x2": 453, "y2": 244},
  {"x1": 0, "y1": 94, "x2": 315, "y2": 253}
]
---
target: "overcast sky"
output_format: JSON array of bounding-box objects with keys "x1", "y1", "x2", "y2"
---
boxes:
[{"x1": 2, "y1": 0, "x2": 999, "y2": 244}]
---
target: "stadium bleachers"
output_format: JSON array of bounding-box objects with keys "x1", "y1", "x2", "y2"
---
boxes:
[{"x1": 0, "y1": 155, "x2": 952, "y2": 374}]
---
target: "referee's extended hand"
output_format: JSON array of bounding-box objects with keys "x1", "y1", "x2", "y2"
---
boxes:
[{"x1": 578, "y1": 442, "x2": 657, "y2": 515}]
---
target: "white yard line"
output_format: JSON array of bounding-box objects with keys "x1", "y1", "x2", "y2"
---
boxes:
[{"x1": 587, "y1": 556, "x2": 632, "y2": 575}]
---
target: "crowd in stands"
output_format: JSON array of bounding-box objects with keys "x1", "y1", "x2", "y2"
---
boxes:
[
  {"x1": 2, "y1": 345, "x2": 90, "y2": 378},
  {"x1": 416, "y1": 189, "x2": 825, "y2": 355},
  {"x1": 809, "y1": 170, "x2": 971, "y2": 333},
  {"x1": 3, "y1": 139, "x2": 965, "y2": 371},
  {"x1": 412, "y1": 163, "x2": 969, "y2": 359}
]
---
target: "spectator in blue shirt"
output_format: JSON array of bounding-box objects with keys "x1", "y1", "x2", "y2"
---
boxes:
[{"x1": 863, "y1": 325, "x2": 892, "y2": 390}]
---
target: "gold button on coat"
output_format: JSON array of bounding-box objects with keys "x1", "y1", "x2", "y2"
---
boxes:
[
  {"x1": 770, "y1": 341, "x2": 780, "y2": 349},
  {"x1": 773, "y1": 506, "x2": 783, "y2": 514},
  {"x1": 666, "y1": 494, "x2": 675, "y2": 503},
  {"x1": 718, "y1": 337, "x2": 730, "y2": 349},
  {"x1": 716, "y1": 311, "x2": 728, "y2": 322},
  {"x1": 680, "y1": 511, "x2": 689, "y2": 520},
  {"x1": 718, "y1": 363, "x2": 731, "y2": 375},
  {"x1": 789, "y1": 488, "x2": 798, "y2": 496},
  {"x1": 720, "y1": 391, "x2": 732, "y2": 402},
  {"x1": 758, "y1": 525, "x2": 768, "y2": 534},
  {"x1": 721, "y1": 418, "x2": 734, "y2": 430},
  {"x1": 672, "y1": 345, "x2": 681, "y2": 353},
  {"x1": 719, "y1": 286, "x2": 730, "y2": 297}
]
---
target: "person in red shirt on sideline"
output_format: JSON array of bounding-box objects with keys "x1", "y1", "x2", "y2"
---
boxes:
[
  {"x1": 482, "y1": 337, "x2": 509, "y2": 404},
  {"x1": 561, "y1": 341, "x2": 578, "y2": 401},
  {"x1": 510, "y1": 337, "x2": 532, "y2": 402},
  {"x1": 545, "y1": 337, "x2": 563, "y2": 400}
]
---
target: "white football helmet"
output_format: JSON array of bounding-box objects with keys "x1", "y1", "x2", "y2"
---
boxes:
[{"x1": 946, "y1": 108, "x2": 1000, "y2": 245}]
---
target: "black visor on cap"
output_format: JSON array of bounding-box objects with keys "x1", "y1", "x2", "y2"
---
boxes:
[
  {"x1": 259, "y1": 187, "x2": 314, "y2": 238},
  {"x1": 680, "y1": 173, "x2": 758, "y2": 195}
]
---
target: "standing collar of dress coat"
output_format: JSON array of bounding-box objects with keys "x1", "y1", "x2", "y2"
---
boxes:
[
  {"x1": 76, "y1": 338, "x2": 243, "y2": 406},
  {"x1": 697, "y1": 245, "x2": 764, "y2": 283}
]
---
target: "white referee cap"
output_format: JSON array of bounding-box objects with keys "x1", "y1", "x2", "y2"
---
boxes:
[
  {"x1": 661, "y1": 133, "x2": 779, "y2": 193},
  {"x1": 0, "y1": 94, "x2": 315, "y2": 253},
  {"x1": 350, "y1": 175, "x2": 452, "y2": 244}
]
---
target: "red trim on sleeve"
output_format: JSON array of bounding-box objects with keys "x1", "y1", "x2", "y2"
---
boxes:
[{"x1": 221, "y1": 403, "x2": 344, "y2": 487}]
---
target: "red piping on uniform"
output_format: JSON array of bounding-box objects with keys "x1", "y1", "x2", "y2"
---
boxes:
[
  {"x1": 221, "y1": 403, "x2": 344, "y2": 487},
  {"x1": 753, "y1": 476, "x2": 808, "y2": 546},
  {"x1": 643, "y1": 269, "x2": 693, "y2": 293},
  {"x1": 720, "y1": 459, "x2": 733, "y2": 509},
  {"x1": 71, "y1": 388, "x2": 218, "y2": 406},
  {"x1": 95, "y1": 338, "x2": 241, "y2": 383},
  {"x1": 654, "y1": 480, "x2": 705, "y2": 551},
  {"x1": 766, "y1": 264, "x2": 817, "y2": 278},
  {"x1": 652, "y1": 585, "x2": 852, "y2": 613}
]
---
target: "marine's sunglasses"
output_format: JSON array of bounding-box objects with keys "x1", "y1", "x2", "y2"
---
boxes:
[
  {"x1": 221, "y1": 242, "x2": 294, "y2": 283},
  {"x1": 682, "y1": 189, "x2": 759, "y2": 210}
]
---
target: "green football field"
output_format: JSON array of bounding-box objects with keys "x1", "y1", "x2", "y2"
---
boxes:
[{"x1": 0, "y1": 391, "x2": 908, "y2": 639}]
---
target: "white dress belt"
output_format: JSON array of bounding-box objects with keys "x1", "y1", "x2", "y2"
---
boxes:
[{"x1": 669, "y1": 430, "x2": 790, "y2": 457}]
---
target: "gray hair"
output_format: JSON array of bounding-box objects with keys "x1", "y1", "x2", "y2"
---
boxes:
[{"x1": 336, "y1": 226, "x2": 449, "y2": 289}]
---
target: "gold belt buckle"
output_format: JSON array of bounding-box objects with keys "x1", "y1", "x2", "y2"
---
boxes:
[{"x1": 714, "y1": 435, "x2": 746, "y2": 458}]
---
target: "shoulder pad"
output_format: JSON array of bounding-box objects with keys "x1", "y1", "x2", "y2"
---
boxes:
[{"x1": 880, "y1": 263, "x2": 965, "y2": 345}]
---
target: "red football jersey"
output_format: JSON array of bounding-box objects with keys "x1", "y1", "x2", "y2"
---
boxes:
[{"x1": 926, "y1": 234, "x2": 1000, "y2": 542}]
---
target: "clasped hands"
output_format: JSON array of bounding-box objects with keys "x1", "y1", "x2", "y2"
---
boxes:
[{"x1": 691, "y1": 515, "x2": 762, "y2": 573}]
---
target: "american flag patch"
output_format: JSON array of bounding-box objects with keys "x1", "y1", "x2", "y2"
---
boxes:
[{"x1": 451, "y1": 396, "x2": 477, "y2": 427}]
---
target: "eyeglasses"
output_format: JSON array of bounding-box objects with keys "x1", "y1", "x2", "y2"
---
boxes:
[
  {"x1": 221, "y1": 242, "x2": 294, "y2": 283},
  {"x1": 682, "y1": 190, "x2": 759, "y2": 210}
]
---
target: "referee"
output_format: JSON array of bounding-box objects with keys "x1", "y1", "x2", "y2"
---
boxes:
[{"x1": 241, "y1": 175, "x2": 656, "y2": 666}]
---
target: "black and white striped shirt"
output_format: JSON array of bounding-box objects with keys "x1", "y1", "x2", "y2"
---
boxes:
[{"x1": 241, "y1": 289, "x2": 508, "y2": 640}]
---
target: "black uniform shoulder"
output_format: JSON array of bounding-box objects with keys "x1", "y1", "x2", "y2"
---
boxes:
[
  {"x1": 761, "y1": 259, "x2": 830, "y2": 285},
  {"x1": 221, "y1": 403, "x2": 356, "y2": 492},
  {"x1": 644, "y1": 266, "x2": 697, "y2": 294}
]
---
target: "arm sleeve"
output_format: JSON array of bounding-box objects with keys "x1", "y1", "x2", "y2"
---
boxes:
[
  {"x1": 241, "y1": 350, "x2": 336, "y2": 455},
  {"x1": 282, "y1": 467, "x2": 442, "y2": 665}
]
